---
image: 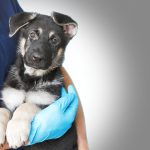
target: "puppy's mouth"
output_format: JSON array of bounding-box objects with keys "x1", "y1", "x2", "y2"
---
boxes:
[
  {"x1": 24, "y1": 61, "x2": 47, "y2": 70},
  {"x1": 24, "y1": 62, "x2": 59, "y2": 77},
  {"x1": 23, "y1": 54, "x2": 53, "y2": 76}
]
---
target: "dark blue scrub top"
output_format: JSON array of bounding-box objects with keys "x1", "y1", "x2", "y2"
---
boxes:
[{"x1": 0, "y1": 0, "x2": 22, "y2": 90}]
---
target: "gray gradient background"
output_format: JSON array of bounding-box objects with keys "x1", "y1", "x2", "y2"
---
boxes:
[{"x1": 18, "y1": 0, "x2": 150, "y2": 150}]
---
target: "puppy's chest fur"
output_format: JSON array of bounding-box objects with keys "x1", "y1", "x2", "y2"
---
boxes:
[{"x1": 1, "y1": 54, "x2": 63, "y2": 112}]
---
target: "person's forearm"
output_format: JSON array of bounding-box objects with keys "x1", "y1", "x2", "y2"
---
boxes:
[
  {"x1": 61, "y1": 67, "x2": 89, "y2": 150},
  {"x1": 0, "y1": 143, "x2": 8, "y2": 150},
  {"x1": 75, "y1": 100, "x2": 89, "y2": 150}
]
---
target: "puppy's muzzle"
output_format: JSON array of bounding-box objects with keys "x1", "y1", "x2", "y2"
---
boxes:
[{"x1": 24, "y1": 49, "x2": 52, "y2": 70}]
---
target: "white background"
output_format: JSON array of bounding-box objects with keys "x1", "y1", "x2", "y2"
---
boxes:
[{"x1": 18, "y1": 1, "x2": 150, "y2": 150}]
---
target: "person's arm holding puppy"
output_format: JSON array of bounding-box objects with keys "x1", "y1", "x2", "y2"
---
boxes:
[{"x1": 61, "y1": 67, "x2": 89, "y2": 150}]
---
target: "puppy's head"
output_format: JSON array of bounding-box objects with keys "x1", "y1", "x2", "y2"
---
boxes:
[{"x1": 9, "y1": 12, "x2": 77, "y2": 76}]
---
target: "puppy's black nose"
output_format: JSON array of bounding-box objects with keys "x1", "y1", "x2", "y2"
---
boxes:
[{"x1": 32, "y1": 53, "x2": 43, "y2": 63}]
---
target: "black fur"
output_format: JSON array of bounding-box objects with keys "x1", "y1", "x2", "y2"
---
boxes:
[{"x1": 5, "y1": 53, "x2": 63, "y2": 96}]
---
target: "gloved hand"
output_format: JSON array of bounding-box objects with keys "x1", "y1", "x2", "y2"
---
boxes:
[{"x1": 28, "y1": 85, "x2": 78, "y2": 145}]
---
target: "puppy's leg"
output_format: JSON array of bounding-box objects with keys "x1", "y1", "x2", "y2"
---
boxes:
[
  {"x1": 6, "y1": 103, "x2": 41, "y2": 149},
  {"x1": 0, "y1": 108, "x2": 11, "y2": 146}
]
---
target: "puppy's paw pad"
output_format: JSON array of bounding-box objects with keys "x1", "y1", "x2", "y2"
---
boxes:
[{"x1": 6, "y1": 120, "x2": 29, "y2": 149}]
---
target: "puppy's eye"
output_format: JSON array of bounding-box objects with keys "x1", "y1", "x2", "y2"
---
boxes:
[
  {"x1": 29, "y1": 31, "x2": 38, "y2": 40},
  {"x1": 49, "y1": 35, "x2": 60, "y2": 45}
]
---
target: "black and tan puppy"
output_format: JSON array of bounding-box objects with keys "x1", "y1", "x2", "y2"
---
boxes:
[{"x1": 0, "y1": 12, "x2": 78, "y2": 150}]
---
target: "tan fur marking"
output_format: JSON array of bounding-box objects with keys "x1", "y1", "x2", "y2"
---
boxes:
[
  {"x1": 19, "y1": 37, "x2": 26, "y2": 56},
  {"x1": 53, "y1": 48, "x2": 63, "y2": 62},
  {"x1": 49, "y1": 31, "x2": 55, "y2": 38},
  {"x1": 38, "y1": 27, "x2": 43, "y2": 34}
]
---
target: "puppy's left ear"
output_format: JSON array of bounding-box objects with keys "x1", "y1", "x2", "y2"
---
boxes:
[
  {"x1": 9, "y1": 12, "x2": 37, "y2": 37},
  {"x1": 51, "y1": 12, "x2": 78, "y2": 39}
]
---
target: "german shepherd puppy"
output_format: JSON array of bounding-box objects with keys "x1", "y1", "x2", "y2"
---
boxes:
[{"x1": 0, "y1": 12, "x2": 78, "y2": 150}]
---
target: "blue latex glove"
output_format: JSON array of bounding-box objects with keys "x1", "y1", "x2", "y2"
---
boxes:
[{"x1": 28, "y1": 85, "x2": 78, "y2": 145}]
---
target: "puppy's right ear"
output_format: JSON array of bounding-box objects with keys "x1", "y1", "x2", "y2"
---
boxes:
[
  {"x1": 51, "y1": 12, "x2": 78, "y2": 39},
  {"x1": 9, "y1": 12, "x2": 37, "y2": 37}
]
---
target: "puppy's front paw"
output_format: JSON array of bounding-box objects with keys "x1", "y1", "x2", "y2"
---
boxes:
[
  {"x1": 6, "y1": 120, "x2": 30, "y2": 149},
  {"x1": 0, "y1": 123, "x2": 6, "y2": 147}
]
